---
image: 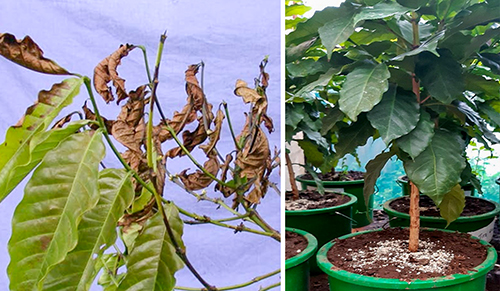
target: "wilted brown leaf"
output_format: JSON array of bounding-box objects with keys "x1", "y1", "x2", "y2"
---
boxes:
[
  {"x1": 82, "y1": 101, "x2": 114, "y2": 132},
  {"x1": 0, "y1": 33, "x2": 70, "y2": 75},
  {"x1": 179, "y1": 153, "x2": 220, "y2": 191},
  {"x1": 259, "y1": 58, "x2": 269, "y2": 89},
  {"x1": 166, "y1": 118, "x2": 208, "y2": 158},
  {"x1": 200, "y1": 108, "x2": 225, "y2": 155},
  {"x1": 215, "y1": 153, "x2": 234, "y2": 197},
  {"x1": 51, "y1": 113, "x2": 74, "y2": 129},
  {"x1": 93, "y1": 44, "x2": 135, "y2": 103},
  {"x1": 154, "y1": 104, "x2": 198, "y2": 142},
  {"x1": 185, "y1": 64, "x2": 205, "y2": 111},
  {"x1": 110, "y1": 85, "x2": 147, "y2": 152},
  {"x1": 234, "y1": 79, "x2": 274, "y2": 133}
]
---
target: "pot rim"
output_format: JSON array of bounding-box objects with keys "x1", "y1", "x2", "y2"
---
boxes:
[
  {"x1": 285, "y1": 227, "x2": 318, "y2": 270},
  {"x1": 296, "y1": 174, "x2": 364, "y2": 186},
  {"x1": 383, "y1": 195, "x2": 500, "y2": 223},
  {"x1": 316, "y1": 227, "x2": 498, "y2": 289},
  {"x1": 285, "y1": 192, "x2": 358, "y2": 215}
]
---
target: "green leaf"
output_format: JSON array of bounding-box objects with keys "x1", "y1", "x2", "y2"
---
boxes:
[
  {"x1": 447, "y1": 0, "x2": 500, "y2": 37},
  {"x1": 364, "y1": 148, "x2": 396, "y2": 207},
  {"x1": 295, "y1": 67, "x2": 338, "y2": 98},
  {"x1": 285, "y1": 38, "x2": 317, "y2": 63},
  {"x1": 285, "y1": 103, "x2": 306, "y2": 131},
  {"x1": 339, "y1": 63, "x2": 390, "y2": 121},
  {"x1": 96, "y1": 253, "x2": 125, "y2": 291},
  {"x1": 286, "y1": 58, "x2": 330, "y2": 78},
  {"x1": 478, "y1": 101, "x2": 500, "y2": 127},
  {"x1": 438, "y1": 184, "x2": 465, "y2": 226},
  {"x1": 0, "y1": 78, "x2": 83, "y2": 202},
  {"x1": 285, "y1": 4, "x2": 311, "y2": 17},
  {"x1": 318, "y1": 10, "x2": 356, "y2": 59},
  {"x1": 320, "y1": 107, "x2": 345, "y2": 135},
  {"x1": 415, "y1": 50, "x2": 464, "y2": 104},
  {"x1": 465, "y1": 73, "x2": 500, "y2": 98},
  {"x1": 391, "y1": 30, "x2": 445, "y2": 61},
  {"x1": 403, "y1": 129, "x2": 466, "y2": 206},
  {"x1": 367, "y1": 86, "x2": 420, "y2": 145},
  {"x1": 117, "y1": 205, "x2": 185, "y2": 291},
  {"x1": 396, "y1": 0, "x2": 429, "y2": 9},
  {"x1": 353, "y1": 2, "x2": 412, "y2": 25},
  {"x1": 478, "y1": 53, "x2": 500, "y2": 76},
  {"x1": 42, "y1": 169, "x2": 134, "y2": 291},
  {"x1": 132, "y1": 182, "x2": 153, "y2": 213},
  {"x1": 8, "y1": 130, "x2": 105, "y2": 291},
  {"x1": 464, "y1": 26, "x2": 500, "y2": 58},
  {"x1": 396, "y1": 110, "x2": 435, "y2": 159},
  {"x1": 335, "y1": 114, "x2": 375, "y2": 159},
  {"x1": 298, "y1": 139, "x2": 324, "y2": 167}
]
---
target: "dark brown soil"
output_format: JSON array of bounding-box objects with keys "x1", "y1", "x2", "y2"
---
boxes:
[
  {"x1": 390, "y1": 196, "x2": 496, "y2": 217},
  {"x1": 285, "y1": 231, "x2": 308, "y2": 260},
  {"x1": 327, "y1": 228, "x2": 488, "y2": 280},
  {"x1": 285, "y1": 190, "x2": 351, "y2": 210},
  {"x1": 299, "y1": 170, "x2": 365, "y2": 181},
  {"x1": 310, "y1": 210, "x2": 500, "y2": 290}
]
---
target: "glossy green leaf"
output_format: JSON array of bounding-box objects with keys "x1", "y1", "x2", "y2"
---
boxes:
[
  {"x1": 318, "y1": 12, "x2": 356, "y2": 58},
  {"x1": 132, "y1": 182, "x2": 153, "y2": 214},
  {"x1": 286, "y1": 58, "x2": 330, "y2": 78},
  {"x1": 285, "y1": 4, "x2": 311, "y2": 17},
  {"x1": 396, "y1": 110, "x2": 435, "y2": 159},
  {"x1": 465, "y1": 73, "x2": 500, "y2": 99},
  {"x1": 0, "y1": 78, "x2": 83, "y2": 202},
  {"x1": 367, "y1": 86, "x2": 420, "y2": 145},
  {"x1": 415, "y1": 50, "x2": 464, "y2": 104},
  {"x1": 391, "y1": 30, "x2": 445, "y2": 61},
  {"x1": 295, "y1": 67, "x2": 338, "y2": 98},
  {"x1": 353, "y1": 2, "x2": 411, "y2": 25},
  {"x1": 96, "y1": 253, "x2": 125, "y2": 291},
  {"x1": 8, "y1": 130, "x2": 105, "y2": 291},
  {"x1": 478, "y1": 101, "x2": 500, "y2": 127},
  {"x1": 117, "y1": 205, "x2": 185, "y2": 291},
  {"x1": 364, "y1": 148, "x2": 396, "y2": 207},
  {"x1": 335, "y1": 114, "x2": 375, "y2": 159},
  {"x1": 447, "y1": 0, "x2": 500, "y2": 37},
  {"x1": 320, "y1": 107, "x2": 344, "y2": 135},
  {"x1": 42, "y1": 169, "x2": 134, "y2": 291},
  {"x1": 339, "y1": 63, "x2": 390, "y2": 121},
  {"x1": 438, "y1": 184, "x2": 465, "y2": 226},
  {"x1": 403, "y1": 129, "x2": 466, "y2": 206}
]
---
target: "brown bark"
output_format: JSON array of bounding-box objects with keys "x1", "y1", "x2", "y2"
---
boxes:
[
  {"x1": 409, "y1": 181, "x2": 420, "y2": 252},
  {"x1": 285, "y1": 151, "x2": 299, "y2": 200}
]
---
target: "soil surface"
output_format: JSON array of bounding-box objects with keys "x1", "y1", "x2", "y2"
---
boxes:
[
  {"x1": 299, "y1": 170, "x2": 365, "y2": 181},
  {"x1": 389, "y1": 195, "x2": 496, "y2": 217},
  {"x1": 285, "y1": 231, "x2": 308, "y2": 260},
  {"x1": 327, "y1": 228, "x2": 487, "y2": 280},
  {"x1": 285, "y1": 190, "x2": 351, "y2": 211},
  {"x1": 310, "y1": 210, "x2": 500, "y2": 291}
]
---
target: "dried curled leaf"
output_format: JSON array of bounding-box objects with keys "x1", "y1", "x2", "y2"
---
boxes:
[
  {"x1": 185, "y1": 64, "x2": 205, "y2": 111},
  {"x1": 215, "y1": 154, "x2": 234, "y2": 197},
  {"x1": 179, "y1": 153, "x2": 220, "y2": 191},
  {"x1": 93, "y1": 44, "x2": 135, "y2": 103},
  {"x1": 166, "y1": 117, "x2": 209, "y2": 158},
  {"x1": 234, "y1": 79, "x2": 274, "y2": 133},
  {"x1": 110, "y1": 85, "x2": 147, "y2": 152},
  {"x1": 82, "y1": 101, "x2": 114, "y2": 132},
  {"x1": 200, "y1": 108, "x2": 225, "y2": 155},
  {"x1": 154, "y1": 104, "x2": 198, "y2": 142},
  {"x1": 0, "y1": 33, "x2": 70, "y2": 75}
]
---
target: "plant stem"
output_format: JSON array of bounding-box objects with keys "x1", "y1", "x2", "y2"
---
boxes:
[
  {"x1": 244, "y1": 206, "x2": 280, "y2": 241},
  {"x1": 174, "y1": 269, "x2": 279, "y2": 291},
  {"x1": 409, "y1": 181, "x2": 420, "y2": 252},
  {"x1": 285, "y1": 150, "x2": 299, "y2": 200},
  {"x1": 259, "y1": 283, "x2": 280, "y2": 291},
  {"x1": 136, "y1": 45, "x2": 153, "y2": 84},
  {"x1": 177, "y1": 205, "x2": 276, "y2": 238},
  {"x1": 83, "y1": 76, "x2": 217, "y2": 290},
  {"x1": 222, "y1": 101, "x2": 241, "y2": 150}
]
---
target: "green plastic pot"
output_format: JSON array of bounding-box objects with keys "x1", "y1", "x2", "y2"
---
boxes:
[
  {"x1": 383, "y1": 196, "x2": 500, "y2": 242},
  {"x1": 286, "y1": 192, "x2": 357, "y2": 273},
  {"x1": 317, "y1": 228, "x2": 497, "y2": 290},
  {"x1": 397, "y1": 175, "x2": 475, "y2": 196},
  {"x1": 296, "y1": 175, "x2": 372, "y2": 227},
  {"x1": 285, "y1": 227, "x2": 318, "y2": 291}
]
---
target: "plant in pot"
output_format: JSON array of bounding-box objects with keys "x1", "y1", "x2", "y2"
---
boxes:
[
  {"x1": 0, "y1": 32, "x2": 281, "y2": 290},
  {"x1": 286, "y1": 0, "x2": 500, "y2": 289}
]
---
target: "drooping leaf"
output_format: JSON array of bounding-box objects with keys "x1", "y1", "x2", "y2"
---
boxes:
[
  {"x1": 42, "y1": 169, "x2": 134, "y2": 291},
  {"x1": 8, "y1": 130, "x2": 105, "y2": 291},
  {"x1": 396, "y1": 110, "x2": 435, "y2": 159},
  {"x1": 364, "y1": 149, "x2": 396, "y2": 207},
  {"x1": 0, "y1": 33, "x2": 70, "y2": 75},
  {"x1": 339, "y1": 62, "x2": 390, "y2": 121},
  {"x1": 335, "y1": 114, "x2": 375, "y2": 159},
  {"x1": 179, "y1": 153, "x2": 220, "y2": 191},
  {"x1": 0, "y1": 78, "x2": 83, "y2": 202},
  {"x1": 438, "y1": 184, "x2": 465, "y2": 226},
  {"x1": 94, "y1": 44, "x2": 135, "y2": 104},
  {"x1": 199, "y1": 108, "x2": 225, "y2": 155},
  {"x1": 298, "y1": 139, "x2": 324, "y2": 167},
  {"x1": 391, "y1": 30, "x2": 445, "y2": 61},
  {"x1": 454, "y1": 100, "x2": 500, "y2": 144},
  {"x1": 117, "y1": 206, "x2": 185, "y2": 291},
  {"x1": 415, "y1": 50, "x2": 464, "y2": 104},
  {"x1": 403, "y1": 129, "x2": 466, "y2": 205},
  {"x1": 367, "y1": 86, "x2": 420, "y2": 145}
]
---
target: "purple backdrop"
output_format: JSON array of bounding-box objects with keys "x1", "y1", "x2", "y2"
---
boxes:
[{"x1": 0, "y1": 0, "x2": 281, "y2": 289}]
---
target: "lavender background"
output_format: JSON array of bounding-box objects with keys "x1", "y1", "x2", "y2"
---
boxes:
[{"x1": 0, "y1": 0, "x2": 281, "y2": 289}]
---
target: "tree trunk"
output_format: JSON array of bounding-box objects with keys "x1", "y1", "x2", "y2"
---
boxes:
[
  {"x1": 409, "y1": 181, "x2": 420, "y2": 252},
  {"x1": 285, "y1": 150, "x2": 299, "y2": 200}
]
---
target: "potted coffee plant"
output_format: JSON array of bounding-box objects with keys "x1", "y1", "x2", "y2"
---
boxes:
[
  {"x1": 285, "y1": 227, "x2": 318, "y2": 291},
  {"x1": 286, "y1": 0, "x2": 500, "y2": 289},
  {"x1": 0, "y1": 32, "x2": 280, "y2": 290}
]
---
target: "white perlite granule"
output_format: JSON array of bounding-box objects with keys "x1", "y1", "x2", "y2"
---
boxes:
[
  {"x1": 285, "y1": 198, "x2": 338, "y2": 210},
  {"x1": 345, "y1": 239, "x2": 454, "y2": 275}
]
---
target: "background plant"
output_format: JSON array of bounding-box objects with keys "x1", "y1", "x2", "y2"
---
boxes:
[
  {"x1": 286, "y1": 0, "x2": 500, "y2": 250},
  {"x1": 0, "y1": 31, "x2": 280, "y2": 291}
]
